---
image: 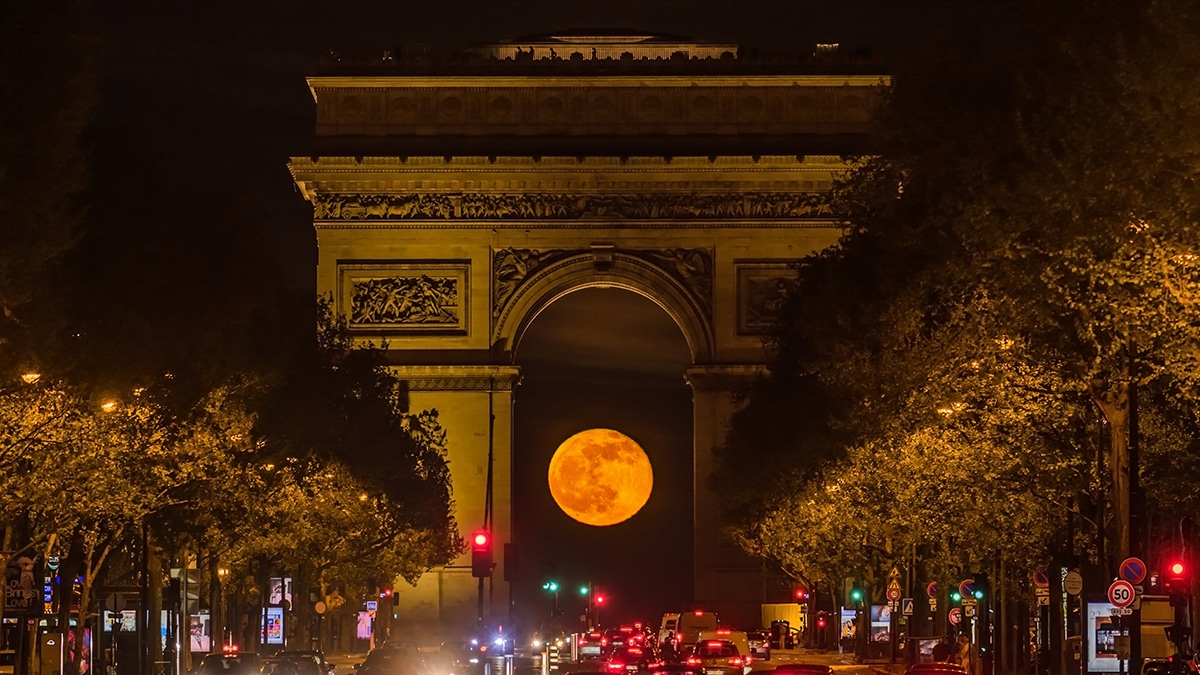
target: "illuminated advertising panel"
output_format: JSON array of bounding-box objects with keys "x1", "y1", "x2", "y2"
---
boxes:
[
  {"x1": 190, "y1": 612, "x2": 211, "y2": 652},
  {"x1": 1087, "y1": 602, "x2": 1121, "y2": 673},
  {"x1": 262, "y1": 607, "x2": 284, "y2": 645}
]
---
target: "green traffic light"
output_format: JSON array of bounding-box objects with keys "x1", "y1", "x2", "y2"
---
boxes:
[
  {"x1": 951, "y1": 591, "x2": 962, "y2": 602},
  {"x1": 579, "y1": 585, "x2": 589, "y2": 595},
  {"x1": 543, "y1": 581, "x2": 559, "y2": 592},
  {"x1": 973, "y1": 589, "x2": 984, "y2": 600},
  {"x1": 850, "y1": 588, "x2": 863, "y2": 602}
]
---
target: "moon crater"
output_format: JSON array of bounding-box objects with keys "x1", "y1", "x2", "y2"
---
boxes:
[{"x1": 547, "y1": 428, "x2": 653, "y2": 527}]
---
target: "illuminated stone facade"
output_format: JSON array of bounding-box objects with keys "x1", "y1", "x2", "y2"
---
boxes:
[{"x1": 291, "y1": 33, "x2": 887, "y2": 631}]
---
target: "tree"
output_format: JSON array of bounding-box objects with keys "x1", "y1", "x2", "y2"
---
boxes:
[{"x1": 719, "y1": 0, "x2": 1200, "y2": 598}]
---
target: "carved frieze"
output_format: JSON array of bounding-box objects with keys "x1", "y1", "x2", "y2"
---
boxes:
[
  {"x1": 492, "y1": 247, "x2": 713, "y2": 320},
  {"x1": 339, "y1": 262, "x2": 469, "y2": 334},
  {"x1": 314, "y1": 192, "x2": 832, "y2": 221},
  {"x1": 735, "y1": 260, "x2": 801, "y2": 335}
]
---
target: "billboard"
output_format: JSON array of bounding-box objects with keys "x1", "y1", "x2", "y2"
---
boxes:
[
  {"x1": 839, "y1": 609, "x2": 857, "y2": 639},
  {"x1": 1087, "y1": 602, "x2": 1123, "y2": 673},
  {"x1": 190, "y1": 612, "x2": 211, "y2": 652},
  {"x1": 4, "y1": 555, "x2": 41, "y2": 616},
  {"x1": 262, "y1": 607, "x2": 284, "y2": 645},
  {"x1": 869, "y1": 605, "x2": 892, "y2": 642}
]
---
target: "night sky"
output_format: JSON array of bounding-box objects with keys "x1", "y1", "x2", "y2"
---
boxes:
[{"x1": 68, "y1": 0, "x2": 976, "y2": 628}]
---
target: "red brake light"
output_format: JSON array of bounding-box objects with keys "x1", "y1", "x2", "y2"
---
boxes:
[
  {"x1": 694, "y1": 610, "x2": 704, "y2": 616},
  {"x1": 707, "y1": 642, "x2": 723, "y2": 649},
  {"x1": 629, "y1": 648, "x2": 642, "y2": 656},
  {"x1": 606, "y1": 664, "x2": 623, "y2": 672},
  {"x1": 686, "y1": 657, "x2": 701, "y2": 666},
  {"x1": 716, "y1": 628, "x2": 730, "y2": 635},
  {"x1": 728, "y1": 657, "x2": 744, "y2": 667}
]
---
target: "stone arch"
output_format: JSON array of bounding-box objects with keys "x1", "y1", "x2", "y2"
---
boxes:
[{"x1": 492, "y1": 251, "x2": 715, "y2": 363}]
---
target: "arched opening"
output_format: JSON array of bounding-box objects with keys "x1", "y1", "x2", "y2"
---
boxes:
[{"x1": 512, "y1": 287, "x2": 693, "y2": 627}]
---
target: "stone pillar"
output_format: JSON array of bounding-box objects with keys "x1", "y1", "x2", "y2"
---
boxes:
[
  {"x1": 686, "y1": 364, "x2": 764, "y2": 626},
  {"x1": 390, "y1": 365, "x2": 520, "y2": 637}
]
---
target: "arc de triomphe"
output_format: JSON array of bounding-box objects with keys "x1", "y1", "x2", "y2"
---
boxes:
[{"x1": 290, "y1": 32, "x2": 885, "y2": 630}]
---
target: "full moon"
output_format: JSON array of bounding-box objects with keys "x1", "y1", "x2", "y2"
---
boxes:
[{"x1": 547, "y1": 428, "x2": 654, "y2": 527}]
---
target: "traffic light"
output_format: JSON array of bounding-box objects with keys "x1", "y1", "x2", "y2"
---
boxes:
[
  {"x1": 595, "y1": 594, "x2": 607, "y2": 605},
  {"x1": 1163, "y1": 559, "x2": 1187, "y2": 606},
  {"x1": 542, "y1": 580, "x2": 559, "y2": 593},
  {"x1": 471, "y1": 530, "x2": 493, "y2": 578},
  {"x1": 973, "y1": 573, "x2": 989, "y2": 601},
  {"x1": 950, "y1": 590, "x2": 962, "y2": 602},
  {"x1": 848, "y1": 585, "x2": 864, "y2": 607},
  {"x1": 795, "y1": 588, "x2": 810, "y2": 602},
  {"x1": 579, "y1": 584, "x2": 590, "y2": 596}
]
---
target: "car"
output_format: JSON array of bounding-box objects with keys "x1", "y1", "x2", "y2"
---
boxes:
[
  {"x1": 684, "y1": 639, "x2": 749, "y2": 675},
  {"x1": 425, "y1": 641, "x2": 483, "y2": 675},
  {"x1": 196, "y1": 651, "x2": 265, "y2": 675},
  {"x1": 605, "y1": 646, "x2": 656, "y2": 675},
  {"x1": 355, "y1": 646, "x2": 427, "y2": 675},
  {"x1": 745, "y1": 632, "x2": 770, "y2": 662},
  {"x1": 578, "y1": 630, "x2": 607, "y2": 660},
  {"x1": 902, "y1": 664, "x2": 968, "y2": 675},
  {"x1": 770, "y1": 665, "x2": 833, "y2": 675},
  {"x1": 275, "y1": 651, "x2": 333, "y2": 675},
  {"x1": 261, "y1": 656, "x2": 318, "y2": 675}
]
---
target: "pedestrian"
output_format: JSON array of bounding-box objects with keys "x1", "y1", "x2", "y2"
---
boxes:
[
  {"x1": 956, "y1": 635, "x2": 980, "y2": 675},
  {"x1": 931, "y1": 638, "x2": 951, "y2": 663}
]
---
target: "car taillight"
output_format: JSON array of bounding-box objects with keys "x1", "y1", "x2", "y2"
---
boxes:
[
  {"x1": 745, "y1": 655, "x2": 753, "y2": 665},
  {"x1": 606, "y1": 664, "x2": 624, "y2": 671},
  {"x1": 686, "y1": 657, "x2": 701, "y2": 666},
  {"x1": 728, "y1": 657, "x2": 743, "y2": 667}
]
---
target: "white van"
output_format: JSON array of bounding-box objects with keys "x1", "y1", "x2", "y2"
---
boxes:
[
  {"x1": 674, "y1": 610, "x2": 720, "y2": 649},
  {"x1": 658, "y1": 614, "x2": 679, "y2": 646}
]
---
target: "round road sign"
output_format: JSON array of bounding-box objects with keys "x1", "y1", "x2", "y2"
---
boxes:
[
  {"x1": 1033, "y1": 571, "x2": 1050, "y2": 588},
  {"x1": 959, "y1": 578, "x2": 976, "y2": 598},
  {"x1": 1064, "y1": 571, "x2": 1084, "y2": 596},
  {"x1": 1119, "y1": 557, "x2": 1147, "y2": 585},
  {"x1": 1108, "y1": 580, "x2": 1135, "y2": 608},
  {"x1": 887, "y1": 586, "x2": 902, "y2": 602},
  {"x1": 926, "y1": 582, "x2": 938, "y2": 598},
  {"x1": 948, "y1": 607, "x2": 962, "y2": 625}
]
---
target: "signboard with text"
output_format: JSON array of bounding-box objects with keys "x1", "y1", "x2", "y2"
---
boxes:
[{"x1": 4, "y1": 554, "x2": 41, "y2": 616}]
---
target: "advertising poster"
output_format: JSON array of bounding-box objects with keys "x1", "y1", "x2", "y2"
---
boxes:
[
  {"x1": 268, "y1": 578, "x2": 294, "y2": 609},
  {"x1": 101, "y1": 610, "x2": 137, "y2": 632},
  {"x1": 1087, "y1": 602, "x2": 1122, "y2": 673},
  {"x1": 357, "y1": 611, "x2": 373, "y2": 640},
  {"x1": 3, "y1": 555, "x2": 40, "y2": 616},
  {"x1": 67, "y1": 627, "x2": 92, "y2": 675},
  {"x1": 869, "y1": 605, "x2": 892, "y2": 642},
  {"x1": 262, "y1": 607, "x2": 284, "y2": 645},
  {"x1": 190, "y1": 612, "x2": 211, "y2": 652},
  {"x1": 839, "y1": 609, "x2": 857, "y2": 639}
]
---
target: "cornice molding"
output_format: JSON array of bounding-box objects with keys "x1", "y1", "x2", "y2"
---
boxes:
[
  {"x1": 308, "y1": 74, "x2": 889, "y2": 89},
  {"x1": 391, "y1": 365, "x2": 522, "y2": 391}
]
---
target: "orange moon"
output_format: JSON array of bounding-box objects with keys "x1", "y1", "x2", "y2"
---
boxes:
[{"x1": 547, "y1": 429, "x2": 653, "y2": 527}]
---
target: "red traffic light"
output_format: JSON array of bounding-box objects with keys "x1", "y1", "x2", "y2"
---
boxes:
[
  {"x1": 596, "y1": 594, "x2": 607, "y2": 605},
  {"x1": 471, "y1": 529, "x2": 493, "y2": 578},
  {"x1": 795, "y1": 588, "x2": 809, "y2": 601},
  {"x1": 1170, "y1": 562, "x2": 1185, "y2": 576}
]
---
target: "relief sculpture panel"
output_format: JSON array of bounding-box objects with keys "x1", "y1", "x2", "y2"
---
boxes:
[
  {"x1": 315, "y1": 192, "x2": 831, "y2": 221},
  {"x1": 736, "y1": 261, "x2": 801, "y2": 335},
  {"x1": 339, "y1": 262, "x2": 469, "y2": 334}
]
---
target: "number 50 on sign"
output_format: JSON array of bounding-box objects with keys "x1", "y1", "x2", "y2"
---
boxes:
[{"x1": 1108, "y1": 580, "x2": 1135, "y2": 608}]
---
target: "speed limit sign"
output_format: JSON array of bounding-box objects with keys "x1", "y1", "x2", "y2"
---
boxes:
[{"x1": 1108, "y1": 580, "x2": 1135, "y2": 608}]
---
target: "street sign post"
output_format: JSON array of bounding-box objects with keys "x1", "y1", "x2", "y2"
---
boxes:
[
  {"x1": 1119, "y1": 558, "x2": 1147, "y2": 585},
  {"x1": 948, "y1": 608, "x2": 961, "y2": 625},
  {"x1": 1064, "y1": 571, "x2": 1084, "y2": 596},
  {"x1": 1108, "y1": 580, "x2": 1135, "y2": 609}
]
